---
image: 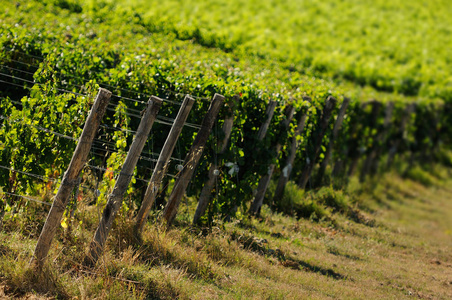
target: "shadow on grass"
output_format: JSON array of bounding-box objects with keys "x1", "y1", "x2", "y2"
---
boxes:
[
  {"x1": 228, "y1": 231, "x2": 350, "y2": 280},
  {"x1": 327, "y1": 247, "x2": 362, "y2": 261},
  {"x1": 279, "y1": 255, "x2": 350, "y2": 281},
  {"x1": 295, "y1": 259, "x2": 348, "y2": 280}
]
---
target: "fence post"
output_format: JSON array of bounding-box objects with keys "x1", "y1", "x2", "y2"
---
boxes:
[
  {"x1": 134, "y1": 95, "x2": 195, "y2": 234},
  {"x1": 226, "y1": 100, "x2": 276, "y2": 218},
  {"x1": 85, "y1": 96, "x2": 162, "y2": 265},
  {"x1": 359, "y1": 101, "x2": 383, "y2": 182},
  {"x1": 193, "y1": 97, "x2": 236, "y2": 224},
  {"x1": 346, "y1": 101, "x2": 374, "y2": 177},
  {"x1": 369, "y1": 101, "x2": 394, "y2": 176},
  {"x1": 273, "y1": 97, "x2": 311, "y2": 204},
  {"x1": 249, "y1": 104, "x2": 296, "y2": 216},
  {"x1": 315, "y1": 97, "x2": 350, "y2": 186},
  {"x1": 386, "y1": 103, "x2": 415, "y2": 168},
  {"x1": 298, "y1": 96, "x2": 337, "y2": 189},
  {"x1": 162, "y1": 94, "x2": 224, "y2": 226},
  {"x1": 31, "y1": 88, "x2": 111, "y2": 270},
  {"x1": 403, "y1": 103, "x2": 419, "y2": 175},
  {"x1": 257, "y1": 101, "x2": 278, "y2": 140}
]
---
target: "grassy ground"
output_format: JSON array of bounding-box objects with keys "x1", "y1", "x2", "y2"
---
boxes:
[{"x1": 1, "y1": 166, "x2": 452, "y2": 299}]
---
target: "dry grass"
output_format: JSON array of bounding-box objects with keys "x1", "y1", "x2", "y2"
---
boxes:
[{"x1": 1, "y1": 166, "x2": 452, "y2": 299}]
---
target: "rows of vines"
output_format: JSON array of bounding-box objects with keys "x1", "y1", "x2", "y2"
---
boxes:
[{"x1": 1, "y1": 0, "x2": 451, "y2": 232}]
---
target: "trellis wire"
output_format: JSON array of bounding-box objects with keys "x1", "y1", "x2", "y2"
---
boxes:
[
  {"x1": 2, "y1": 49, "x2": 212, "y2": 101},
  {"x1": 0, "y1": 73, "x2": 203, "y2": 129},
  {"x1": 1, "y1": 96, "x2": 187, "y2": 164},
  {"x1": 1, "y1": 191, "x2": 52, "y2": 207}
]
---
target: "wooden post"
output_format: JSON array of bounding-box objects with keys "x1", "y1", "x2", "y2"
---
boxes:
[
  {"x1": 369, "y1": 102, "x2": 394, "y2": 175},
  {"x1": 227, "y1": 100, "x2": 277, "y2": 218},
  {"x1": 386, "y1": 103, "x2": 415, "y2": 168},
  {"x1": 332, "y1": 102, "x2": 360, "y2": 180},
  {"x1": 193, "y1": 98, "x2": 236, "y2": 224},
  {"x1": 162, "y1": 94, "x2": 224, "y2": 226},
  {"x1": 347, "y1": 156, "x2": 360, "y2": 177},
  {"x1": 257, "y1": 101, "x2": 278, "y2": 140},
  {"x1": 298, "y1": 96, "x2": 337, "y2": 189},
  {"x1": 134, "y1": 95, "x2": 195, "y2": 234},
  {"x1": 273, "y1": 97, "x2": 311, "y2": 203},
  {"x1": 426, "y1": 106, "x2": 442, "y2": 161},
  {"x1": 85, "y1": 96, "x2": 162, "y2": 265},
  {"x1": 403, "y1": 103, "x2": 419, "y2": 175},
  {"x1": 346, "y1": 101, "x2": 374, "y2": 177},
  {"x1": 249, "y1": 104, "x2": 296, "y2": 216},
  {"x1": 359, "y1": 101, "x2": 383, "y2": 183},
  {"x1": 31, "y1": 88, "x2": 111, "y2": 270},
  {"x1": 315, "y1": 97, "x2": 351, "y2": 186}
]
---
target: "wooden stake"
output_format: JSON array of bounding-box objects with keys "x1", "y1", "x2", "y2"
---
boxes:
[
  {"x1": 193, "y1": 97, "x2": 236, "y2": 224},
  {"x1": 249, "y1": 104, "x2": 296, "y2": 216},
  {"x1": 369, "y1": 102, "x2": 394, "y2": 176},
  {"x1": 257, "y1": 101, "x2": 278, "y2": 140},
  {"x1": 386, "y1": 103, "x2": 415, "y2": 168},
  {"x1": 273, "y1": 97, "x2": 311, "y2": 203},
  {"x1": 134, "y1": 95, "x2": 195, "y2": 234},
  {"x1": 162, "y1": 94, "x2": 224, "y2": 226},
  {"x1": 31, "y1": 88, "x2": 111, "y2": 270},
  {"x1": 298, "y1": 96, "x2": 337, "y2": 189},
  {"x1": 345, "y1": 100, "x2": 376, "y2": 177},
  {"x1": 359, "y1": 101, "x2": 383, "y2": 183},
  {"x1": 227, "y1": 100, "x2": 277, "y2": 218},
  {"x1": 315, "y1": 97, "x2": 350, "y2": 186},
  {"x1": 85, "y1": 96, "x2": 162, "y2": 265}
]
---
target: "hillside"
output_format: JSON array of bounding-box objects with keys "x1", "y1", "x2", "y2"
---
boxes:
[
  {"x1": 1, "y1": 0, "x2": 452, "y2": 298},
  {"x1": 4, "y1": 0, "x2": 452, "y2": 103},
  {"x1": 1, "y1": 168, "x2": 452, "y2": 299},
  {"x1": 119, "y1": 0, "x2": 452, "y2": 101}
]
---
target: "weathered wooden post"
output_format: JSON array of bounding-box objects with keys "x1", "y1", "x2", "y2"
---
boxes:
[
  {"x1": 359, "y1": 100, "x2": 383, "y2": 183},
  {"x1": 298, "y1": 96, "x2": 337, "y2": 189},
  {"x1": 85, "y1": 96, "x2": 162, "y2": 265},
  {"x1": 31, "y1": 88, "x2": 111, "y2": 270},
  {"x1": 257, "y1": 101, "x2": 278, "y2": 141},
  {"x1": 332, "y1": 103, "x2": 360, "y2": 181},
  {"x1": 386, "y1": 103, "x2": 416, "y2": 168},
  {"x1": 162, "y1": 94, "x2": 224, "y2": 226},
  {"x1": 315, "y1": 97, "x2": 350, "y2": 186},
  {"x1": 193, "y1": 98, "x2": 236, "y2": 224},
  {"x1": 249, "y1": 104, "x2": 296, "y2": 216},
  {"x1": 368, "y1": 101, "x2": 394, "y2": 176},
  {"x1": 134, "y1": 95, "x2": 195, "y2": 234},
  {"x1": 346, "y1": 101, "x2": 376, "y2": 177},
  {"x1": 425, "y1": 105, "x2": 442, "y2": 161},
  {"x1": 403, "y1": 103, "x2": 420, "y2": 175},
  {"x1": 272, "y1": 97, "x2": 311, "y2": 203},
  {"x1": 226, "y1": 100, "x2": 276, "y2": 217}
]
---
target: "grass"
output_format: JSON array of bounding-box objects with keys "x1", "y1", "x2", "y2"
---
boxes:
[{"x1": 1, "y1": 166, "x2": 452, "y2": 299}]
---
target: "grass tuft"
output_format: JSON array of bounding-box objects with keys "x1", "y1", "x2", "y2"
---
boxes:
[{"x1": 1, "y1": 165, "x2": 452, "y2": 299}]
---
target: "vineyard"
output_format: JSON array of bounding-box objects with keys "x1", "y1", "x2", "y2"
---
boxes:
[{"x1": 1, "y1": 0, "x2": 452, "y2": 298}]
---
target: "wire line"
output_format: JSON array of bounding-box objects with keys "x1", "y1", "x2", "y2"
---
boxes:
[{"x1": 1, "y1": 191, "x2": 52, "y2": 207}]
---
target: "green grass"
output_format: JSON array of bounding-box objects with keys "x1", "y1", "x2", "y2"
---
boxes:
[
  {"x1": 1, "y1": 0, "x2": 449, "y2": 219},
  {"x1": 1, "y1": 166, "x2": 452, "y2": 299},
  {"x1": 1, "y1": 2, "x2": 451, "y2": 298}
]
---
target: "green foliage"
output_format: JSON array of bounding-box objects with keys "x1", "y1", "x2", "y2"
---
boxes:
[
  {"x1": 404, "y1": 166, "x2": 437, "y2": 187},
  {"x1": 0, "y1": 0, "x2": 449, "y2": 224},
  {"x1": 272, "y1": 181, "x2": 330, "y2": 221},
  {"x1": 315, "y1": 187, "x2": 349, "y2": 213},
  {"x1": 118, "y1": 0, "x2": 452, "y2": 100}
]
